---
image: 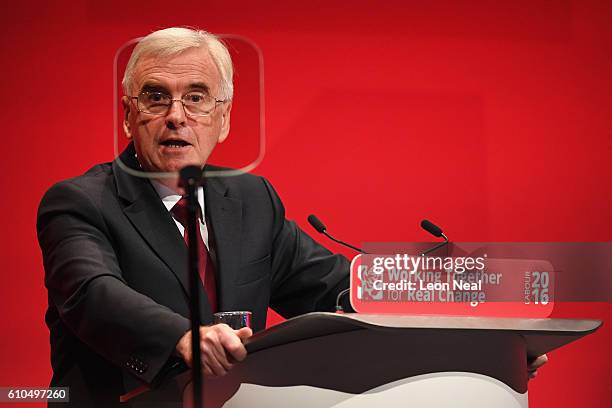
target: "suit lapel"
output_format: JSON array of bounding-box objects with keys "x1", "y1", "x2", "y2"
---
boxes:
[
  {"x1": 204, "y1": 174, "x2": 243, "y2": 311},
  {"x1": 112, "y1": 146, "x2": 213, "y2": 318},
  {"x1": 123, "y1": 194, "x2": 190, "y2": 296}
]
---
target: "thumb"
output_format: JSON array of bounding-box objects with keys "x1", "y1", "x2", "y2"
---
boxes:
[{"x1": 234, "y1": 327, "x2": 253, "y2": 342}]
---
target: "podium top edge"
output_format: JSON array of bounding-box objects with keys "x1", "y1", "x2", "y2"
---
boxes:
[
  {"x1": 246, "y1": 312, "x2": 602, "y2": 358},
  {"x1": 252, "y1": 312, "x2": 602, "y2": 343},
  {"x1": 327, "y1": 312, "x2": 602, "y2": 334}
]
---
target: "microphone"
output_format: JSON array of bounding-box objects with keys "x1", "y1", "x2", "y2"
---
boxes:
[
  {"x1": 307, "y1": 215, "x2": 367, "y2": 254},
  {"x1": 420, "y1": 219, "x2": 449, "y2": 256},
  {"x1": 307, "y1": 214, "x2": 327, "y2": 234},
  {"x1": 307, "y1": 214, "x2": 366, "y2": 313},
  {"x1": 421, "y1": 219, "x2": 444, "y2": 238}
]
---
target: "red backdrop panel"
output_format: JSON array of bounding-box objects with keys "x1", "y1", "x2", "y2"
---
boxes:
[{"x1": 0, "y1": 1, "x2": 610, "y2": 407}]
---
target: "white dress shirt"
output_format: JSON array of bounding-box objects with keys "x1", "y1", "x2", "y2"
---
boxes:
[{"x1": 150, "y1": 179, "x2": 210, "y2": 250}]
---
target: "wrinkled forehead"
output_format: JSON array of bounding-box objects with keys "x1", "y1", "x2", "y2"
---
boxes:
[{"x1": 131, "y1": 47, "x2": 221, "y2": 96}]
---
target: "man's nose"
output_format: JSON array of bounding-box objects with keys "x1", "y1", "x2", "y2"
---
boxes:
[{"x1": 165, "y1": 100, "x2": 187, "y2": 128}]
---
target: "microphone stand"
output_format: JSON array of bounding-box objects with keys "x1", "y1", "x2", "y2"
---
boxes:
[
  {"x1": 420, "y1": 233, "x2": 449, "y2": 256},
  {"x1": 180, "y1": 166, "x2": 205, "y2": 408},
  {"x1": 307, "y1": 215, "x2": 366, "y2": 313},
  {"x1": 322, "y1": 230, "x2": 367, "y2": 254}
]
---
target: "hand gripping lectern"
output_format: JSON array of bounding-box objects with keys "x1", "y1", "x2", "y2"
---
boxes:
[{"x1": 129, "y1": 312, "x2": 601, "y2": 408}]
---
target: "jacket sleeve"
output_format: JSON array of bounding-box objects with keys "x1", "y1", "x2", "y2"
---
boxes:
[
  {"x1": 37, "y1": 180, "x2": 190, "y2": 385},
  {"x1": 262, "y1": 178, "x2": 353, "y2": 317}
]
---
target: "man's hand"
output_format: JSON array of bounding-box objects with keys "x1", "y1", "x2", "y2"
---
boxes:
[
  {"x1": 175, "y1": 324, "x2": 253, "y2": 377},
  {"x1": 527, "y1": 354, "x2": 548, "y2": 379}
]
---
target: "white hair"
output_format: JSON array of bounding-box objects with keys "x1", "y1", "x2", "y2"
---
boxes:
[{"x1": 122, "y1": 27, "x2": 234, "y2": 100}]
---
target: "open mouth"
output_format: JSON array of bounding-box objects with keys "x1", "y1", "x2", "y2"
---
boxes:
[{"x1": 160, "y1": 139, "x2": 191, "y2": 148}]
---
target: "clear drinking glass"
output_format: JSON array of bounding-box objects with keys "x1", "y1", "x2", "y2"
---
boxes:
[{"x1": 213, "y1": 311, "x2": 252, "y2": 330}]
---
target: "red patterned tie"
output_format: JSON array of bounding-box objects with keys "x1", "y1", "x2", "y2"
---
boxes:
[{"x1": 171, "y1": 196, "x2": 218, "y2": 313}]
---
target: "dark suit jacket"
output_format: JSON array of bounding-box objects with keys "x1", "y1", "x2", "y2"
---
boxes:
[{"x1": 37, "y1": 144, "x2": 350, "y2": 407}]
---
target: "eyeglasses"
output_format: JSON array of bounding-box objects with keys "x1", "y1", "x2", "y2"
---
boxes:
[{"x1": 131, "y1": 91, "x2": 226, "y2": 117}]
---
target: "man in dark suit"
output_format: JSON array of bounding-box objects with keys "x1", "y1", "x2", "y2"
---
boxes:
[{"x1": 37, "y1": 27, "x2": 350, "y2": 406}]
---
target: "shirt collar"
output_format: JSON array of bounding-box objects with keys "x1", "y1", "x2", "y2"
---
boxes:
[{"x1": 149, "y1": 179, "x2": 206, "y2": 217}]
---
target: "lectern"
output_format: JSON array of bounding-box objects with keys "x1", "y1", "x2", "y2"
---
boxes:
[{"x1": 129, "y1": 312, "x2": 601, "y2": 408}]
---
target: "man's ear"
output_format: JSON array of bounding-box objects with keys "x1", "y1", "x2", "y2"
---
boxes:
[
  {"x1": 121, "y1": 96, "x2": 133, "y2": 139},
  {"x1": 218, "y1": 101, "x2": 232, "y2": 143}
]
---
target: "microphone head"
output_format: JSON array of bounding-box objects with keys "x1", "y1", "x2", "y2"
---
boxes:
[
  {"x1": 307, "y1": 214, "x2": 327, "y2": 233},
  {"x1": 179, "y1": 165, "x2": 204, "y2": 183},
  {"x1": 421, "y1": 219, "x2": 443, "y2": 237}
]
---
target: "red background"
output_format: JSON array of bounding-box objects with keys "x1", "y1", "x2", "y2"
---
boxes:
[{"x1": 1, "y1": 1, "x2": 610, "y2": 406}]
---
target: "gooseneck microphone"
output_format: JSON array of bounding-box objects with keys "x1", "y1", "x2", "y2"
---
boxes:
[
  {"x1": 307, "y1": 215, "x2": 367, "y2": 254},
  {"x1": 307, "y1": 214, "x2": 367, "y2": 313},
  {"x1": 420, "y1": 219, "x2": 449, "y2": 256}
]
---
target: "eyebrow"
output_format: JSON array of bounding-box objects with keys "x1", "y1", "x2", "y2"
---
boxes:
[
  {"x1": 186, "y1": 82, "x2": 211, "y2": 94},
  {"x1": 139, "y1": 82, "x2": 211, "y2": 95},
  {"x1": 140, "y1": 83, "x2": 169, "y2": 94}
]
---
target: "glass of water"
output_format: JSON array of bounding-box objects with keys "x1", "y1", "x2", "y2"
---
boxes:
[{"x1": 213, "y1": 311, "x2": 252, "y2": 330}]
